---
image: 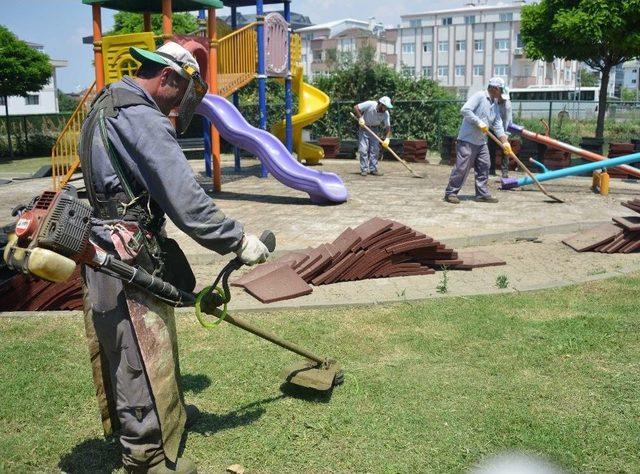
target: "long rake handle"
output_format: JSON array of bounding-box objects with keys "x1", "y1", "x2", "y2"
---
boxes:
[
  {"x1": 350, "y1": 112, "x2": 422, "y2": 177},
  {"x1": 223, "y1": 312, "x2": 326, "y2": 365},
  {"x1": 487, "y1": 130, "x2": 564, "y2": 203}
]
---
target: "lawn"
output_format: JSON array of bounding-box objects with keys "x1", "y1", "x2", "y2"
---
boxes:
[
  {"x1": 1, "y1": 275, "x2": 639, "y2": 473},
  {"x1": 0, "y1": 156, "x2": 51, "y2": 175}
]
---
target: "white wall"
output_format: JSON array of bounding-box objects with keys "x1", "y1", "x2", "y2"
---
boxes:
[{"x1": 2, "y1": 75, "x2": 59, "y2": 116}]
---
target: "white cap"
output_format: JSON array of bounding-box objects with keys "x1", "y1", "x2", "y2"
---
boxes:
[
  {"x1": 378, "y1": 96, "x2": 393, "y2": 109},
  {"x1": 130, "y1": 41, "x2": 200, "y2": 79},
  {"x1": 488, "y1": 76, "x2": 509, "y2": 100}
]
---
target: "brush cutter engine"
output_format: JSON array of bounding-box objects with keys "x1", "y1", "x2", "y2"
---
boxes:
[{"x1": 4, "y1": 187, "x2": 94, "y2": 282}]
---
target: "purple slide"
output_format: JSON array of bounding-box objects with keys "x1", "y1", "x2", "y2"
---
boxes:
[{"x1": 196, "y1": 94, "x2": 348, "y2": 204}]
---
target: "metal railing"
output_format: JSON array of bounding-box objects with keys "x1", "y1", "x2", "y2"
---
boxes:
[
  {"x1": 217, "y1": 22, "x2": 257, "y2": 97},
  {"x1": 51, "y1": 81, "x2": 97, "y2": 190}
]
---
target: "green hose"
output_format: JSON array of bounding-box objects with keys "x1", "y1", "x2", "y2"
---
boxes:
[{"x1": 194, "y1": 286, "x2": 228, "y2": 328}]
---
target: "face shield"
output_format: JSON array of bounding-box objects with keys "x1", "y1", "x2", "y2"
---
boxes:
[{"x1": 176, "y1": 64, "x2": 208, "y2": 135}]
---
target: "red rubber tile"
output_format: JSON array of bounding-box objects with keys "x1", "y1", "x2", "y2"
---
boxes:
[
  {"x1": 562, "y1": 223, "x2": 622, "y2": 252},
  {"x1": 243, "y1": 265, "x2": 313, "y2": 303},
  {"x1": 454, "y1": 251, "x2": 506, "y2": 269}
]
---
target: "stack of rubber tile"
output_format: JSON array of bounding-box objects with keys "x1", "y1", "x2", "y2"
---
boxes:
[
  {"x1": 607, "y1": 143, "x2": 635, "y2": 179},
  {"x1": 542, "y1": 149, "x2": 571, "y2": 170},
  {"x1": 318, "y1": 137, "x2": 340, "y2": 159},
  {"x1": 402, "y1": 140, "x2": 429, "y2": 163},
  {"x1": 562, "y1": 199, "x2": 640, "y2": 253},
  {"x1": 233, "y1": 218, "x2": 504, "y2": 304},
  {"x1": 0, "y1": 267, "x2": 84, "y2": 311}
]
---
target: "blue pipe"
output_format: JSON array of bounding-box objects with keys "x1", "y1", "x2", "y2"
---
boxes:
[
  {"x1": 231, "y1": 5, "x2": 241, "y2": 172},
  {"x1": 256, "y1": 0, "x2": 268, "y2": 177},
  {"x1": 529, "y1": 158, "x2": 548, "y2": 173},
  {"x1": 283, "y1": 0, "x2": 293, "y2": 153},
  {"x1": 502, "y1": 151, "x2": 640, "y2": 189}
]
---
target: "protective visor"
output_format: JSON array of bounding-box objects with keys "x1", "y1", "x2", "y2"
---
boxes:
[{"x1": 176, "y1": 64, "x2": 208, "y2": 135}]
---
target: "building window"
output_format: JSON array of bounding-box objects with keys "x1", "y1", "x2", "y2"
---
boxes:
[
  {"x1": 494, "y1": 64, "x2": 509, "y2": 76},
  {"x1": 516, "y1": 33, "x2": 524, "y2": 49},
  {"x1": 464, "y1": 15, "x2": 476, "y2": 25},
  {"x1": 0, "y1": 96, "x2": 5, "y2": 106},
  {"x1": 312, "y1": 50, "x2": 322, "y2": 62},
  {"x1": 495, "y1": 39, "x2": 510, "y2": 51},
  {"x1": 455, "y1": 65, "x2": 465, "y2": 77},
  {"x1": 441, "y1": 17, "x2": 453, "y2": 26},
  {"x1": 25, "y1": 94, "x2": 39, "y2": 105},
  {"x1": 422, "y1": 42, "x2": 432, "y2": 53},
  {"x1": 456, "y1": 40, "x2": 466, "y2": 52},
  {"x1": 402, "y1": 42, "x2": 416, "y2": 54},
  {"x1": 438, "y1": 66, "x2": 449, "y2": 77},
  {"x1": 632, "y1": 79, "x2": 637, "y2": 84},
  {"x1": 499, "y1": 12, "x2": 514, "y2": 22},
  {"x1": 409, "y1": 19, "x2": 421, "y2": 28},
  {"x1": 402, "y1": 66, "x2": 416, "y2": 77},
  {"x1": 438, "y1": 41, "x2": 449, "y2": 52},
  {"x1": 422, "y1": 66, "x2": 432, "y2": 77},
  {"x1": 473, "y1": 65, "x2": 484, "y2": 76}
]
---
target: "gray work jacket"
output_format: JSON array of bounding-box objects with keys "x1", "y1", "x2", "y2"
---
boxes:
[{"x1": 83, "y1": 76, "x2": 244, "y2": 254}]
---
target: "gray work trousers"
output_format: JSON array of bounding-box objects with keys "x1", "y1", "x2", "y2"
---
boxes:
[
  {"x1": 445, "y1": 140, "x2": 491, "y2": 198},
  {"x1": 358, "y1": 129, "x2": 380, "y2": 173},
  {"x1": 84, "y1": 267, "x2": 164, "y2": 468}
]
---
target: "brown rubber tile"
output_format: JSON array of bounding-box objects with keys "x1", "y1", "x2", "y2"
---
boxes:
[
  {"x1": 455, "y1": 251, "x2": 507, "y2": 269},
  {"x1": 386, "y1": 237, "x2": 436, "y2": 255},
  {"x1": 232, "y1": 261, "x2": 290, "y2": 288},
  {"x1": 562, "y1": 223, "x2": 622, "y2": 252},
  {"x1": 243, "y1": 265, "x2": 313, "y2": 303},
  {"x1": 612, "y1": 216, "x2": 640, "y2": 231}
]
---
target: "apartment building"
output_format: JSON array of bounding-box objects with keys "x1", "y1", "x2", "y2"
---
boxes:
[
  {"x1": 1, "y1": 41, "x2": 67, "y2": 116},
  {"x1": 296, "y1": 19, "x2": 397, "y2": 78},
  {"x1": 622, "y1": 60, "x2": 640, "y2": 95},
  {"x1": 396, "y1": 1, "x2": 578, "y2": 97}
]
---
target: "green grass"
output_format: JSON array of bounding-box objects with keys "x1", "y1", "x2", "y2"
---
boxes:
[
  {"x1": 0, "y1": 156, "x2": 51, "y2": 175},
  {"x1": 1, "y1": 275, "x2": 640, "y2": 473}
]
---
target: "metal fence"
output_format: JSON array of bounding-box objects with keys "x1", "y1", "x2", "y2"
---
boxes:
[{"x1": 1, "y1": 100, "x2": 638, "y2": 159}]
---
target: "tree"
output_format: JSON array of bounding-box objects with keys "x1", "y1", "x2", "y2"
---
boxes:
[
  {"x1": 621, "y1": 87, "x2": 638, "y2": 102},
  {"x1": 578, "y1": 68, "x2": 599, "y2": 88},
  {"x1": 106, "y1": 11, "x2": 231, "y2": 39},
  {"x1": 311, "y1": 46, "x2": 458, "y2": 142},
  {"x1": 521, "y1": 0, "x2": 640, "y2": 138},
  {"x1": 57, "y1": 90, "x2": 80, "y2": 112},
  {"x1": 0, "y1": 25, "x2": 52, "y2": 159}
]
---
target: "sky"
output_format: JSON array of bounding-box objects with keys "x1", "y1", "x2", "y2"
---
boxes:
[{"x1": 1, "y1": 0, "x2": 467, "y2": 92}]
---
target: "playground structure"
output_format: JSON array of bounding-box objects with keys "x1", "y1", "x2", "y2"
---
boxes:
[
  {"x1": 50, "y1": 0, "x2": 342, "y2": 201},
  {"x1": 499, "y1": 123, "x2": 640, "y2": 193}
]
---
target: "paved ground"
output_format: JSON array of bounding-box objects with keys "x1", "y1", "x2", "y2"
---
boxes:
[{"x1": 2, "y1": 153, "x2": 640, "y2": 311}]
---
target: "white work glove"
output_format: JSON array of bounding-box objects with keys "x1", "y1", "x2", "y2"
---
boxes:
[
  {"x1": 502, "y1": 141, "x2": 513, "y2": 156},
  {"x1": 358, "y1": 117, "x2": 366, "y2": 127},
  {"x1": 477, "y1": 121, "x2": 489, "y2": 134},
  {"x1": 235, "y1": 234, "x2": 269, "y2": 266},
  {"x1": 382, "y1": 137, "x2": 390, "y2": 149}
]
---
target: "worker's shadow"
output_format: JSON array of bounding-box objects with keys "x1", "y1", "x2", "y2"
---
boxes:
[
  {"x1": 187, "y1": 395, "x2": 284, "y2": 435},
  {"x1": 182, "y1": 373, "x2": 211, "y2": 394},
  {"x1": 58, "y1": 436, "x2": 121, "y2": 474}
]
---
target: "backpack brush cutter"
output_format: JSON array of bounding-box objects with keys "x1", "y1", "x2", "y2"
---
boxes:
[{"x1": 3, "y1": 186, "x2": 343, "y2": 392}]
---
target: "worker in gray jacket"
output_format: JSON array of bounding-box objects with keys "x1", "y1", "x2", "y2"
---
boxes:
[
  {"x1": 78, "y1": 42, "x2": 269, "y2": 474},
  {"x1": 444, "y1": 78, "x2": 513, "y2": 204},
  {"x1": 487, "y1": 77, "x2": 513, "y2": 178},
  {"x1": 353, "y1": 96, "x2": 393, "y2": 176}
]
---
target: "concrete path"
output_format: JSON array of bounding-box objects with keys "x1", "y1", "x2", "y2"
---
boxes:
[{"x1": 2, "y1": 154, "x2": 640, "y2": 314}]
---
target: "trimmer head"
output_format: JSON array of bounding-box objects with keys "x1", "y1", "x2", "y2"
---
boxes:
[{"x1": 281, "y1": 359, "x2": 344, "y2": 391}]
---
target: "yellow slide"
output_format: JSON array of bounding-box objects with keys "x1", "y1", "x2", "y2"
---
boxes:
[{"x1": 273, "y1": 65, "x2": 330, "y2": 165}]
